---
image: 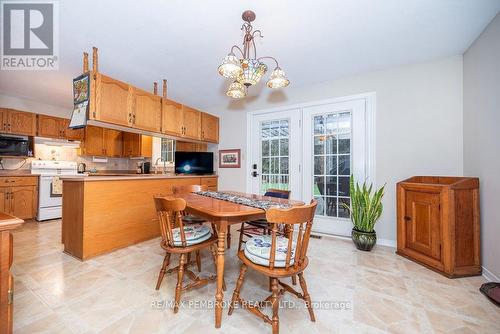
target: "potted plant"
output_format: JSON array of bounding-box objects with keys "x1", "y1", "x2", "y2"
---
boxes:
[{"x1": 343, "y1": 175, "x2": 385, "y2": 251}]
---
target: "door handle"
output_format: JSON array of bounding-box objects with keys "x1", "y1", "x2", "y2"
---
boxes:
[{"x1": 251, "y1": 171, "x2": 259, "y2": 177}]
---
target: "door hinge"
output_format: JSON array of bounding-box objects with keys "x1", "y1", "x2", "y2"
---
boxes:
[
  {"x1": 299, "y1": 119, "x2": 302, "y2": 128},
  {"x1": 8, "y1": 289, "x2": 13, "y2": 304},
  {"x1": 299, "y1": 164, "x2": 301, "y2": 172}
]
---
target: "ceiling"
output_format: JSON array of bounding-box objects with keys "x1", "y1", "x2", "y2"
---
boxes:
[{"x1": 0, "y1": 0, "x2": 499, "y2": 111}]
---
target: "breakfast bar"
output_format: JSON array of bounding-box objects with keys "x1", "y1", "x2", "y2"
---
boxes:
[{"x1": 60, "y1": 174, "x2": 218, "y2": 260}]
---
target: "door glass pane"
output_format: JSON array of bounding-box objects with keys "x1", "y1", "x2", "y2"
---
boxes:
[
  {"x1": 260, "y1": 119, "x2": 290, "y2": 194},
  {"x1": 312, "y1": 111, "x2": 351, "y2": 218}
]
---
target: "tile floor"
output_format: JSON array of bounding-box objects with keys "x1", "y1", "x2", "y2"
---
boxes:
[{"x1": 11, "y1": 220, "x2": 500, "y2": 334}]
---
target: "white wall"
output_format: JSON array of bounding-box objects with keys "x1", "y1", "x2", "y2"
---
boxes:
[
  {"x1": 463, "y1": 13, "x2": 500, "y2": 281},
  {"x1": 0, "y1": 93, "x2": 71, "y2": 118},
  {"x1": 208, "y1": 56, "x2": 464, "y2": 244}
]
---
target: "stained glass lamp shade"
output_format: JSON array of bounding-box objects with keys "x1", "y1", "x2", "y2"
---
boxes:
[{"x1": 237, "y1": 59, "x2": 267, "y2": 86}]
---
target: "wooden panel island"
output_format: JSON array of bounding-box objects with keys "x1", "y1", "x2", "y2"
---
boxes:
[{"x1": 61, "y1": 174, "x2": 217, "y2": 260}]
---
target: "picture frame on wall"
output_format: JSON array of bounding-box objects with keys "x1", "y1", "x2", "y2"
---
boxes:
[{"x1": 219, "y1": 149, "x2": 241, "y2": 168}]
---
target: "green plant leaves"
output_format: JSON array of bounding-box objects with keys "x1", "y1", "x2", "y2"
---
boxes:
[{"x1": 341, "y1": 174, "x2": 385, "y2": 232}]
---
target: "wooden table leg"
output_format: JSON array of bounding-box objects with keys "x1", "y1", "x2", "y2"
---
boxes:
[{"x1": 215, "y1": 219, "x2": 228, "y2": 328}]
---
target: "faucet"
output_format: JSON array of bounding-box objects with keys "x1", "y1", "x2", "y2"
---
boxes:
[
  {"x1": 154, "y1": 157, "x2": 162, "y2": 174},
  {"x1": 154, "y1": 157, "x2": 167, "y2": 174}
]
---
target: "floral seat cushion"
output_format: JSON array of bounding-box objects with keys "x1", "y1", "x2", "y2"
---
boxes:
[
  {"x1": 172, "y1": 225, "x2": 211, "y2": 246},
  {"x1": 244, "y1": 235, "x2": 295, "y2": 267}
]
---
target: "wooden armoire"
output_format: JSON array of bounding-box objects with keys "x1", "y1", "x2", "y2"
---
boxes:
[{"x1": 396, "y1": 176, "x2": 481, "y2": 278}]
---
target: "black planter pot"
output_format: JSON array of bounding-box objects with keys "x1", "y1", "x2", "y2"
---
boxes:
[{"x1": 351, "y1": 228, "x2": 377, "y2": 251}]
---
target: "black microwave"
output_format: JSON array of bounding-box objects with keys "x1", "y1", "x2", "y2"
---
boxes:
[{"x1": 0, "y1": 135, "x2": 33, "y2": 157}]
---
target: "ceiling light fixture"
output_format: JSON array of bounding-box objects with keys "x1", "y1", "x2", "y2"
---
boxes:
[{"x1": 218, "y1": 10, "x2": 289, "y2": 99}]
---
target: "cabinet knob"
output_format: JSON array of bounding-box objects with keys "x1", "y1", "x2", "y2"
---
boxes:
[{"x1": 404, "y1": 216, "x2": 412, "y2": 221}]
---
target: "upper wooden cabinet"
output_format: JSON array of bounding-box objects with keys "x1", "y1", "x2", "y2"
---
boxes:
[
  {"x1": 82, "y1": 125, "x2": 123, "y2": 157},
  {"x1": 37, "y1": 115, "x2": 84, "y2": 140},
  {"x1": 201, "y1": 112, "x2": 219, "y2": 143},
  {"x1": 182, "y1": 106, "x2": 201, "y2": 140},
  {"x1": 0, "y1": 108, "x2": 36, "y2": 136},
  {"x1": 123, "y1": 133, "x2": 152, "y2": 158},
  {"x1": 176, "y1": 141, "x2": 207, "y2": 152},
  {"x1": 93, "y1": 73, "x2": 132, "y2": 127},
  {"x1": 130, "y1": 87, "x2": 162, "y2": 132},
  {"x1": 161, "y1": 98, "x2": 183, "y2": 137}
]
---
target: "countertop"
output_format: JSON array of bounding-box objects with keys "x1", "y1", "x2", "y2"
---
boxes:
[
  {"x1": 0, "y1": 212, "x2": 24, "y2": 231},
  {"x1": 0, "y1": 170, "x2": 39, "y2": 177},
  {"x1": 60, "y1": 173, "x2": 218, "y2": 182}
]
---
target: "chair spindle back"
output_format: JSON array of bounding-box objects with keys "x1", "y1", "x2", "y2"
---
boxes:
[{"x1": 154, "y1": 196, "x2": 189, "y2": 248}]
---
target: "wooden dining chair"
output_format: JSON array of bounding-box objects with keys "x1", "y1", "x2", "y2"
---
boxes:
[
  {"x1": 154, "y1": 196, "x2": 220, "y2": 313},
  {"x1": 228, "y1": 200, "x2": 318, "y2": 334}
]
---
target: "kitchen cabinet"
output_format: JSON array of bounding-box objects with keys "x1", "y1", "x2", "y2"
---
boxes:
[
  {"x1": 0, "y1": 177, "x2": 38, "y2": 220},
  {"x1": 200, "y1": 112, "x2": 219, "y2": 143},
  {"x1": 182, "y1": 106, "x2": 201, "y2": 140},
  {"x1": 161, "y1": 98, "x2": 183, "y2": 137},
  {"x1": 175, "y1": 141, "x2": 207, "y2": 152},
  {"x1": 0, "y1": 108, "x2": 36, "y2": 136},
  {"x1": 82, "y1": 125, "x2": 123, "y2": 157},
  {"x1": 397, "y1": 176, "x2": 481, "y2": 278},
  {"x1": 0, "y1": 212, "x2": 24, "y2": 334},
  {"x1": 130, "y1": 87, "x2": 162, "y2": 132},
  {"x1": 37, "y1": 115, "x2": 84, "y2": 140},
  {"x1": 92, "y1": 73, "x2": 132, "y2": 127},
  {"x1": 123, "y1": 133, "x2": 152, "y2": 158}
]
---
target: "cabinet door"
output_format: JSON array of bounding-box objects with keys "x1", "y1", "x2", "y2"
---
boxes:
[
  {"x1": 0, "y1": 108, "x2": 8, "y2": 133},
  {"x1": 8, "y1": 110, "x2": 37, "y2": 136},
  {"x1": 94, "y1": 74, "x2": 132, "y2": 127},
  {"x1": 37, "y1": 115, "x2": 63, "y2": 138},
  {"x1": 182, "y1": 106, "x2": 201, "y2": 140},
  {"x1": 405, "y1": 191, "x2": 441, "y2": 261},
  {"x1": 140, "y1": 135, "x2": 152, "y2": 158},
  {"x1": 201, "y1": 112, "x2": 219, "y2": 143},
  {"x1": 10, "y1": 186, "x2": 35, "y2": 219},
  {"x1": 131, "y1": 87, "x2": 162, "y2": 132},
  {"x1": 83, "y1": 125, "x2": 104, "y2": 156},
  {"x1": 62, "y1": 119, "x2": 84, "y2": 141},
  {"x1": 161, "y1": 98, "x2": 183, "y2": 136},
  {"x1": 103, "y1": 129, "x2": 123, "y2": 157},
  {"x1": 122, "y1": 132, "x2": 141, "y2": 157},
  {"x1": 0, "y1": 187, "x2": 8, "y2": 213}
]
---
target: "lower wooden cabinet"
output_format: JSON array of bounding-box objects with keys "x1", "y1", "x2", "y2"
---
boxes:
[
  {"x1": 397, "y1": 176, "x2": 481, "y2": 278},
  {"x1": 0, "y1": 177, "x2": 38, "y2": 220}
]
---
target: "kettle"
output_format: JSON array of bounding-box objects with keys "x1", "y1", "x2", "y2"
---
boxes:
[{"x1": 77, "y1": 162, "x2": 86, "y2": 173}]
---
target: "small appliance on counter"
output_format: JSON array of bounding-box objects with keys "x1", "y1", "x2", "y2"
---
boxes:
[
  {"x1": 136, "y1": 161, "x2": 151, "y2": 174},
  {"x1": 77, "y1": 162, "x2": 86, "y2": 173}
]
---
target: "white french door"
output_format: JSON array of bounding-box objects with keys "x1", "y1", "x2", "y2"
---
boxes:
[
  {"x1": 249, "y1": 109, "x2": 301, "y2": 200},
  {"x1": 302, "y1": 99, "x2": 368, "y2": 236},
  {"x1": 247, "y1": 95, "x2": 373, "y2": 237}
]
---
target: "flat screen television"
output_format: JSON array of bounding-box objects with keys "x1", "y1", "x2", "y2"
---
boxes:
[{"x1": 175, "y1": 151, "x2": 214, "y2": 175}]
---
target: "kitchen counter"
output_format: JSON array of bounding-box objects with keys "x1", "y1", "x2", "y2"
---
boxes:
[
  {"x1": 0, "y1": 212, "x2": 24, "y2": 230},
  {"x1": 61, "y1": 174, "x2": 218, "y2": 260},
  {"x1": 0, "y1": 170, "x2": 39, "y2": 177},
  {"x1": 61, "y1": 173, "x2": 218, "y2": 182}
]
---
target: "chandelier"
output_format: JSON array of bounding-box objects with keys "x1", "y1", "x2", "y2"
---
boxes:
[{"x1": 218, "y1": 10, "x2": 290, "y2": 99}]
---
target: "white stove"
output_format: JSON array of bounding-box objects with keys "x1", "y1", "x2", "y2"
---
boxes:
[{"x1": 31, "y1": 160, "x2": 78, "y2": 221}]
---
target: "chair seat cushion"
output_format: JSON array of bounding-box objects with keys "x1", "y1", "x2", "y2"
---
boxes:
[
  {"x1": 244, "y1": 235, "x2": 295, "y2": 267},
  {"x1": 172, "y1": 225, "x2": 211, "y2": 246}
]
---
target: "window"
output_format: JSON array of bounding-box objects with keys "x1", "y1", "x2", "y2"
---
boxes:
[
  {"x1": 312, "y1": 112, "x2": 351, "y2": 218},
  {"x1": 160, "y1": 138, "x2": 175, "y2": 163},
  {"x1": 260, "y1": 119, "x2": 289, "y2": 193}
]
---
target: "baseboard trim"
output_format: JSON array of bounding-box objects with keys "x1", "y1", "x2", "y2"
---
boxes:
[
  {"x1": 482, "y1": 266, "x2": 500, "y2": 282},
  {"x1": 310, "y1": 232, "x2": 396, "y2": 248}
]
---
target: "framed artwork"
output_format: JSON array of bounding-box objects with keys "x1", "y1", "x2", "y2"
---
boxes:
[
  {"x1": 73, "y1": 73, "x2": 90, "y2": 104},
  {"x1": 219, "y1": 149, "x2": 241, "y2": 168}
]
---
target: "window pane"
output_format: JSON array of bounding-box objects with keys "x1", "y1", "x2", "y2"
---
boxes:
[
  {"x1": 314, "y1": 156, "x2": 324, "y2": 175},
  {"x1": 262, "y1": 141, "x2": 269, "y2": 156},
  {"x1": 314, "y1": 116, "x2": 324, "y2": 134},
  {"x1": 326, "y1": 155, "x2": 337, "y2": 175},
  {"x1": 325, "y1": 135, "x2": 337, "y2": 154},
  {"x1": 280, "y1": 139, "x2": 289, "y2": 156},
  {"x1": 338, "y1": 176, "x2": 350, "y2": 197},
  {"x1": 315, "y1": 196, "x2": 325, "y2": 216},
  {"x1": 271, "y1": 157, "x2": 279, "y2": 174},
  {"x1": 338, "y1": 198, "x2": 350, "y2": 218},
  {"x1": 325, "y1": 197, "x2": 337, "y2": 217},
  {"x1": 280, "y1": 157, "x2": 289, "y2": 174},
  {"x1": 261, "y1": 122, "x2": 270, "y2": 139},
  {"x1": 270, "y1": 139, "x2": 279, "y2": 155},
  {"x1": 314, "y1": 136, "x2": 324, "y2": 155},
  {"x1": 270, "y1": 121, "x2": 280, "y2": 137},
  {"x1": 325, "y1": 114, "x2": 337, "y2": 134},
  {"x1": 279, "y1": 120, "x2": 289, "y2": 137},
  {"x1": 313, "y1": 176, "x2": 324, "y2": 196},
  {"x1": 338, "y1": 155, "x2": 350, "y2": 175},
  {"x1": 325, "y1": 176, "x2": 337, "y2": 196},
  {"x1": 262, "y1": 158, "x2": 270, "y2": 174},
  {"x1": 338, "y1": 137, "x2": 350, "y2": 154}
]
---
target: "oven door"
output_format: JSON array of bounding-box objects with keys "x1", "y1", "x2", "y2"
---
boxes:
[{"x1": 39, "y1": 176, "x2": 63, "y2": 208}]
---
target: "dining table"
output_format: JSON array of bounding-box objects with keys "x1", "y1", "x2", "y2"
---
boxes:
[{"x1": 175, "y1": 191, "x2": 304, "y2": 329}]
